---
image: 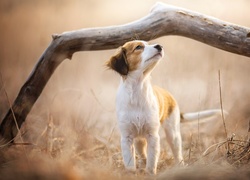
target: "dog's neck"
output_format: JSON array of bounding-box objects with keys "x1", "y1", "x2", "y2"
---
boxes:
[
  {"x1": 122, "y1": 70, "x2": 151, "y2": 88},
  {"x1": 120, "y1": 71, "x2": 154, "y2": 106}
]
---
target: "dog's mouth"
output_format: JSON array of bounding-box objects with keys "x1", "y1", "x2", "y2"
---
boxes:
[{"x1": 145, "y1": 52, "x2": 163, "y2": 62}]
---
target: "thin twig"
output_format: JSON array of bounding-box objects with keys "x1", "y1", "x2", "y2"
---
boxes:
[
  {"x1": 188, "y1": 134, "x2": 193, "y2": 164},
  {"x1": 231, "y1": 152, "x2": 250, "y2": 165},
  {"x1": 0, "y1": 72, "x2": 30, "y2": 166},
  {"x1": 218, "y1": 70, "x2": 230, "y2": 155},
  {"x1": 197, "y1": 93, "x2": 201, "y2": 147},
  {"x1": 202, "y1": 140, "x2": 228, "y2": 156},
  {"x1": 107, "y1": 123, "x2": 117, "y2": 166},
  {"x1": 0, "y1": 72, "x2": 23, "y2": 143},
  {"x1": 46, "y1": 114, "x2": 54, "y2": 154},
  {"x1": 218, "y1": 70, "x2": 227, "y2": 138},
  {"x1": 108, "y1": 123, "x2": 116, "y2": 143},
  {"x1": 13, "y1": 142, "x2": 36, "y2": 146},
  {"x1": 73, "y1": 145, "x2": 106, "y2": 158},
  {"x1": 0, "y1": 138, "x2": 15, "y2": 148}
]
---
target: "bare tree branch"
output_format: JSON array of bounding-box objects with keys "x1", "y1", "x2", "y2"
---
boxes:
[{"x1": 1, "y1": 2, "x2": 250, "y2": 144}]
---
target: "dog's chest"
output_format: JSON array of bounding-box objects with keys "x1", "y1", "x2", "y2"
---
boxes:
[{"x1": 116, "y1": 81, "x2": 160, "y2": 136}]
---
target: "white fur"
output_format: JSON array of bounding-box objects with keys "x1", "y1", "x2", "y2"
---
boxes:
[{"x1": 116, "y1": 76, "x2": 161, "y2": 174}]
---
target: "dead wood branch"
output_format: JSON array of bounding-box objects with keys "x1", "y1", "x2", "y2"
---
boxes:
[{"x1": 1, "y1": 2, "x2": 250, "y2": 144}]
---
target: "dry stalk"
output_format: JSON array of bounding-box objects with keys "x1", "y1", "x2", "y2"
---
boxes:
[
  {"x1": 0, "y1": 72, "x2": 30, "y2": 167},
  {"x1": 201, "y1": 133, "x2": 250, "y2": 167},
  {"x1": 107, "y1": 123, "x2": 117, "y2": 166},
  {"x1": 187, "y1": 134, "x2": 194, "y2": 164},
  {"x1": 46, "y1": 114, "x2": 54, "y2": 155},
  {"x1": 12, "y1": 142, "x2": 35, "y2": 146},
  {"x1": 197, "y1": 94, "x2": 201, "y2": 147},
  {"x1": 218, "y1": 70, "x2": 227, "y2": 137},
  {"x1": 0, "y1": 72, "x2": 23, "y2": 146},
  {"x1": 218, "y1": 70, "x2": 230, "y2": 155},
  {"x1": 202, "y1": 140, "x2": 228, "y2": 157},
  {"x1": 73, "y1": 145, "x2": 106, "y2": 158},
  {"x1": 227, "y1": 137, "x2": 250, "y2": 166}
]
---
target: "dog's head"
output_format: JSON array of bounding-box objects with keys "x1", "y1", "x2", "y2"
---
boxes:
[{"x1": 106, "y1": 40, "x2": 164, "y2": 77}]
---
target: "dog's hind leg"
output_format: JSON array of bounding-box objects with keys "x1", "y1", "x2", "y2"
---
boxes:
[
  {"x1": 134, "y1": 138, "x2": 147, "y2": 169},
  {"x1": 162, "y1": 106, "x2": 184, "y2": 165}
]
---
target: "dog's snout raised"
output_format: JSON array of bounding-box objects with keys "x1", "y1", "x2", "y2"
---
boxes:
[{"x1": 154, "y1": 44, "x2": 163, "y2": 52}]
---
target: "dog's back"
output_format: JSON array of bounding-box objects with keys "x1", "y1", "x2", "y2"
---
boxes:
[{"x1": 153, "y1": 86, "x2": 177, "y2": 123}]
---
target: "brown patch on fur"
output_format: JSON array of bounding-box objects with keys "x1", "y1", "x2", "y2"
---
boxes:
[
  {"x1": 106, "y1": 47, "x2": 128, "y2": 75},
  {"x1": 153, "y1": 86, "x2": 176, "y2": 123},
  {"x1": 122, "y1": 41, "x2": 144, "y2": 72},
  {"x1": 106, "y1": 41, "x2": 144, "y2": 75}
]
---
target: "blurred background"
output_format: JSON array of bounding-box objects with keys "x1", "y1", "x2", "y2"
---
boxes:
[{"x1": 0, "y1": 0, "x2": 250, "y2": 177}]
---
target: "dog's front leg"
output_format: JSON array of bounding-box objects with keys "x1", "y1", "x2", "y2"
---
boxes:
[
  {"x1": 146, "y1": 133, "x2": 160, "y2": 175},
  {"x1": 121, "y1": 136, "x2": 136, "y2": 172}
]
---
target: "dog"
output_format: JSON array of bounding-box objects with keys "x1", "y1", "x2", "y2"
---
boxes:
[{"x1": 106, "y1": 40, "x2": 224, "y2": 175}]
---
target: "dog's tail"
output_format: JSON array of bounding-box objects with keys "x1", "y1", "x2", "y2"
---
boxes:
[{"x1": 180, "y1": 109, "x2": 228, "y2": 122}]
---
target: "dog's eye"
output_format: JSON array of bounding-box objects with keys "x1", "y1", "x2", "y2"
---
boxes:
[{"x1": 135, "y1": 45, "x2": 144, "y2": 51}]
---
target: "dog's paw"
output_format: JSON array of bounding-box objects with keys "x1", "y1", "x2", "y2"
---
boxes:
[{"x1": 145, "y1": 167, "x2": 157, "y2": 176}]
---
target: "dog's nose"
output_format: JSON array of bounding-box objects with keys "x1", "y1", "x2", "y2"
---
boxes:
[{"x1": 154, "y1": 44, "x2": 163, "y2": 52}]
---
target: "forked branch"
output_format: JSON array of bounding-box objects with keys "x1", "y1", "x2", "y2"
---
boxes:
[{"x1": 1, "y1": 2, "x2": 250, "y2": 144}]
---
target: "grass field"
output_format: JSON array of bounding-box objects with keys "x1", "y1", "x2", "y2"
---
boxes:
[{"x1": 0, "y1": 0, "x2": 250, "y2": 179}]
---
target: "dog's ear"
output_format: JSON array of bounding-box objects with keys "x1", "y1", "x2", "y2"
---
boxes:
[{"x1": 106, "y1": 47, "x2": 128, "y2": 76}]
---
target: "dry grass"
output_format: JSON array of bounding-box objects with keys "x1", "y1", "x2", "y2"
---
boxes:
[{"x1": 1, "y1": 0, "x2": 250, "y2": 179}]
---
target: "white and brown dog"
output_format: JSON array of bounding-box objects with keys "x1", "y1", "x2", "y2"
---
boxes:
[{"x1": 106, "y1": 40, "x2": 223, "y2": 174}]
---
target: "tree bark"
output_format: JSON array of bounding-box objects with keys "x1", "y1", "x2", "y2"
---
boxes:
[{"x1": 1, "y1": 2, "x2": 250, "y2": 145}]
